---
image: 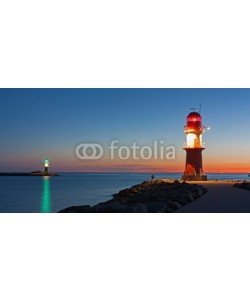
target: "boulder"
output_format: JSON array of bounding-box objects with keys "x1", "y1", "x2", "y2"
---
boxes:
[
  {"x1": 166, "y1": 200, "x2": 182, "y2": 210},
  {"x1": 234, "y1": 181, "x2": 250, "y2": 191},
  {"x1": 92, "y1": 201, "x2": 125, "y2": 213},
  {"x1": 59, "y1": 205, "x2": 92, "y2": 213},
  {"x1": 123, "y1": 204, "x2": 148, "y2": 213},
  {"x1": 145, "y1": 201, "x2": 169, "y2": 213},
  {"x1": 171, "y1": 195, "x2": 190, "y2": 206}
]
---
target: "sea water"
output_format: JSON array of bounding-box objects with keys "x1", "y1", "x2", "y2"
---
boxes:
[{"x1": 0, "y1": 173, "x2": 248, "y2": 213}]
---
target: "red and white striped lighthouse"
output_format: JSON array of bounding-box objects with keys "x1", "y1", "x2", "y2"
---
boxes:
[{"x1": 182, "y1": 111, "x2": 208, "y2": 181}]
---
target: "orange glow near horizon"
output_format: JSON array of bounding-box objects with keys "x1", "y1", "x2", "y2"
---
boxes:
[
  {"x1": 50, "y1": 156, "x2": 250, "y2": 174},
  {"x1": 3, "y1": 148, "x2": 250, "y2": 174}
]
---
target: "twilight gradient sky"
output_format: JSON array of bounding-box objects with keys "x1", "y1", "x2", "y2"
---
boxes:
[{"x1": 1, "y1": 89, "x2": 250, "y2": 173}]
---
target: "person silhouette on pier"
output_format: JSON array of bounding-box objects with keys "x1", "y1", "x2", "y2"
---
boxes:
[{"x1": 151, "y1": 174, "x2": 155, "y2": 181}]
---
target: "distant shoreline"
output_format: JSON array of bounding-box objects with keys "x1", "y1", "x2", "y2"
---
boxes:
[
  {"x1": 1, "y1": 171, "x2": 247, "y2": 175},
  {"x1": 0, "y1": 172, "x2": 59, "y2": 177}
]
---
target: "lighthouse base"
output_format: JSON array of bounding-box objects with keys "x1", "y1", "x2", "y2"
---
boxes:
[{"x1": 182, "y1": 174, "x2": 208, "y2": 182}]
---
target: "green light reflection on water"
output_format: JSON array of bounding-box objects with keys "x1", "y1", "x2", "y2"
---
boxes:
[{"x1": 41, "y1": 176, "x2": 51, "y2": 213}]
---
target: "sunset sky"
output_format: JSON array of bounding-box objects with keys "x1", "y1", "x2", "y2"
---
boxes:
[{"x1": 1, "y1": 88, "x2": 250, "y2": 173}]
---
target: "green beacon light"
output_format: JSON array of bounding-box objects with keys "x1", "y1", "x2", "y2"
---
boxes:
[{"x1": 44, "y1": 158, "x2": 49, "y2": 174}]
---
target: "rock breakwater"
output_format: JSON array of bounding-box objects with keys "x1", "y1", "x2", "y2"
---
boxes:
[{"x1": 59, "y1": 179, "x2": 208, "y2": 213}]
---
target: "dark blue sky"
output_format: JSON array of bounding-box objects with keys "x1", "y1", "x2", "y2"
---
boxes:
[{"x1": 1, "y1": 89, "x2": 250, "y2": 172}]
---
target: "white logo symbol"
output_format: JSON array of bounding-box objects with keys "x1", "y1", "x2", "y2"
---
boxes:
[{"x1": 75, "y1": 143, "x2": 104, "y2": 160}]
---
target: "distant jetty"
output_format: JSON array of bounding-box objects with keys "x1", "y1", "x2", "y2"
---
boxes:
[
  {"x1": 234, "y1": 181, "x2": 250, "y2": 191},
  {"x1": 0, "y1": 158, "x2": 59, "y2": 177},
  {"x1": 0, "y1": 171, "x2": 59, "y2": 177}
]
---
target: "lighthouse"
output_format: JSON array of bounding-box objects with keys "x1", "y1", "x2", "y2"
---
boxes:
[
  {"x1": 44, "y1": 158, "x2": 49, "y2": 175},
  {"x1": 182, "y1": 111, "x2": 208, "y2": 181}
]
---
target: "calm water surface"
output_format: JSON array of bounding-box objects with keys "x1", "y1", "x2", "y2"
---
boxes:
[{"x1": 0, "y1": 173, "x2": 248, "y2": 213}]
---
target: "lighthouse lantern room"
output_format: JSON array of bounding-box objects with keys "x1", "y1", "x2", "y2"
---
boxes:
[{"x1": 182, "y1": 112, "x2": 208, "y2": 181}]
